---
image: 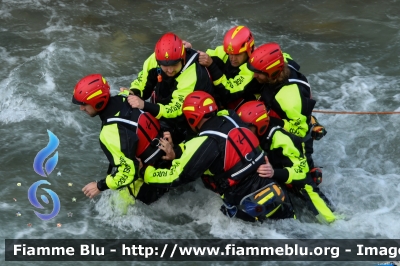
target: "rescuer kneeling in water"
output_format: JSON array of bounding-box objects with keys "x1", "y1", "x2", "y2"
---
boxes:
[
  {"x1": 236, "y1": 101, "x2": 335, "y2": 224},
  {"x1": 141, "y1": 91, "x2": 295, "y2": 222},
  {"x1": 72, "y1": 74, "x2": 169, "y2": 211}
]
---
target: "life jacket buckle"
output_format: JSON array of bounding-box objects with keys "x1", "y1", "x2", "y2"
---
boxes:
[
  {"x1": 244, "y1": 153, "x2": 252, "y2": 162},
  {"x1": 152, "y1": 138, "x2": 161, "y2": 147}
]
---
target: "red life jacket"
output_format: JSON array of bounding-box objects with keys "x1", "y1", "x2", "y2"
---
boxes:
[
  {"x1": 135, "y1": 112, "x2": 162, "y2": 164},
  {"x1": 200, "y1": 115, "x2": 265, "y2": 189},
  {"x1": 105, "y1": 110, "x2": 163, "y2": 165}
]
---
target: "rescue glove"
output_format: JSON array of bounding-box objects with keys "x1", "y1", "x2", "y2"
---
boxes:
[
  {"x1": 310, "y1": 167, "x2": 323, "y2": 185},
  {"x1": 310, "y1": 115, "x2": 327, "y2": 140}
]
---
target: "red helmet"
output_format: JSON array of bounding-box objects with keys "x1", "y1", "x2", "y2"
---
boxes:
[
  {"x1": 247, "y1": 42, "x2": 284, "y2": 79},
  {"x1": 237, "y1": 101, "x2": 269, "y2": 136},
  {"x1": 223, "y1": 26, "x2": 255, "y2": 57},
  {"x1": 72, "y1": 74, "x2": 110, "y2": 111},
  {"x1": 136, "y1": 112, "x2": 164, "y2": 165},
  {"x1": 155, "y1": 32, "x2": 186, "y2": 66},
  {"x1": 182, "y1": 91, "x2": 218, "y2": 131}
]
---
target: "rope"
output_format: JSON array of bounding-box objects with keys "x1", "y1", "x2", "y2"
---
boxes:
[{"x1": 313, "y1": 110, "x2": 400, "y2": 115}]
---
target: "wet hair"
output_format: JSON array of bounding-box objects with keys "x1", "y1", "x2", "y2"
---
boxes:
[{"x1": 275, "y1": 63, "x2": 291, "y2": 84}]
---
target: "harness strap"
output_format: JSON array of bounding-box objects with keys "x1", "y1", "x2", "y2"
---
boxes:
[
  {"x1": 143, "y1": 144, "x2": 162, "y2": 164},
  {"x1": 199, "y1": 130, "x2": 227, "y2": 138},
  {"x1": 222, "y1": 115, "x2": 240, "y2": 128},
  {"x1": 288, "y1": 63, "x2": 300, "y2": 72},
  {"x1": 143, "y1": 112, "x2": 159, "y2": 130},
  {"x1": 287, "y1": 78, "x2": 311, "y2": 89},
  {"x1": 237, "y1": 127, "x2": 256, "y2": 150},
  {"x1": 286, "y1": 62, "x2": 313, "y2": 96},
  {"x1": 106, "y1": 117, "x2": 138, "y2": 127},
  {"x1": 266, "y1": 126, "x2": 281, "y2": 140},
  {"x1": 181, "y1": 52, "x2": 198, "y2": 73},
  {"x1": 199, "y1": 115, "x2": 240, "y2": 137},
  {"x1": 227, "y1": 134, "x2": 246, "y2": 162},
  {"x1": 231, "y1": 152, "x2": 264, "y2": 178}
]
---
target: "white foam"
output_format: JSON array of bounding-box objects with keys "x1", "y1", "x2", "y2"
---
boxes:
[
  {"x1": 0, "y1": 95, "x2": 42, "y2": 123},
  {"x1": 0, "y1": 47, "x2": 18, "y2": 66}
]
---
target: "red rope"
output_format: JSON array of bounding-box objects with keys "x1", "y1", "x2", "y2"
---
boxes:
[{"x1": 313, "y1": 110, "x2": 400, "y2": 115}]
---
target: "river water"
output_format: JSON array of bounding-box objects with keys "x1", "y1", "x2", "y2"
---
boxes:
[{"x1": 1, "y1": 0, "x2": 400, "y2": 265}]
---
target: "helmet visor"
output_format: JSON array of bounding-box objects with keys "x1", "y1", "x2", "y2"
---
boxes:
[
  {"x1": 247, "y1": 61, "x2": 280, "y2": 79},
  {"x1": 157, "y1": 59, "x2": 182, "y2": 66},
  {"x1": 72, "y1": 95, "x2": 86, "y2": 105},
  {"x1": 247, "y1": 61, "x2": 264, "y2": 74}
]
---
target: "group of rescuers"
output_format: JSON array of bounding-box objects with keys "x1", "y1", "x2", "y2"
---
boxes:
[{"x1": 72, "y1": 25, "x2": 335, "y2": 224}]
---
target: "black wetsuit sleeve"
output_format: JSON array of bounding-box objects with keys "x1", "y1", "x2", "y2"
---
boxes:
[{"x1": 144, "y1": 136, "x2": 219, "y2": 187}]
